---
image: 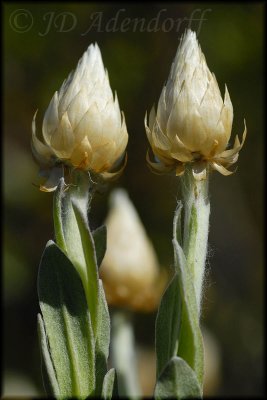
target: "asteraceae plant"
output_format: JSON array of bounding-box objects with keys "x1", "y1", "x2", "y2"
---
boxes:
[
  {"x1": 145, "y1": 30, "x2": 246, "y2": 400},
  {"x1": 34, "y1": 43, "x2": 127, "y2": 399},
  {"x1": 32, "y1": 43, "x2": 128, "y2": 191},
  {"x1": 145, "y1": 30, "x2": 246, "y2": 180}
]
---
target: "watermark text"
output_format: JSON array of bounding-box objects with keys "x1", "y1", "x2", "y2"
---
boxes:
[{"x1": 9, "y1": 8, "x2": 212, "y2": 36}]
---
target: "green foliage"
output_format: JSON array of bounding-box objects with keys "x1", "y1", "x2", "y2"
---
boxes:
[
  {"x1": 102, "y1": 368, "x2": 119, "y2": 399},
  {"x1": 72, "y1": 198, "x2": 99, "y2": 335},
  {"x1": 37, "y1": 173, "x2": 116, "y2": 397},
  {"x1": 155, "y1": 273, "x2": 181, "y2": 378},
  {"x1": 154, "y1": 356, "x2": 201, "y2": 399},
  {"x1": 93, "y1": 225, "x2": 107, "y2": 268},
  {"x1": 155, "y1": 202, "x2": 204, "y2": 398},
  {"x1": 38, "y1": 240, "x2": 95, "y2": 397},
  {"x1": 95, "y1": 280, "x2": 111, "y2": 395},
  {"x1": 173, "y1": 238, "x2": 204, "y2": 385},
  {"x1": 54, "y1": 173, "x2": 99, "y2": 335},
  {"x1": 37, "y1": 314, "x2": 60, "y2": 396}
]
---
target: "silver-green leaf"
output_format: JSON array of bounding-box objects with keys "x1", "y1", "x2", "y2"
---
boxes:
[
  {"x1": 92, "y1": 225, "x2": 107, "y2": 268},
  {"x1": 155, "y1": 273, "x2": 181, "y2": 378},
  {"x1": 37, "y1": 313, "x2": 60, "y2": 396},
  {"x1": 95, "y1": 279, "x2": 111, "y2": 395},
  {"x1": 71, "y1": 198, "x2": 99, "y2": 335},
  {"x1": 154, "y1": 356, "x2": 202, "y2": 399},
  {"x1": 172, "y1": 223, "x2": 204, "y2": 387},
  {"x1": 102, "y1": 368, "x2": 118, "y2": 399},
  {"x1": 38, "y1": 240, "x2": 95, "y2": 398}
]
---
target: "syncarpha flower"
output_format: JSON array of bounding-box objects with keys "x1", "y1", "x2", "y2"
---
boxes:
[
  {"x1": 100, "y1": 189, "x2": 169, "y2": 312},
  {"x1": 32, "y1": 43, "x2": 128, "y2": 191},
  {"x1": 145, "y1": 29, "x2": 246, "y2": 180}
]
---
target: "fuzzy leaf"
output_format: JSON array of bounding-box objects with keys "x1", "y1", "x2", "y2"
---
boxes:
[
  {"x1": 71, "y1": 199, "x2": 99, "y2": 335},
  {"x1": 154, "y1": 356, "x2": 202, "y2": 399},
  {"x1": 155, "y1": 202, "x2": 204, "y2": 393},
  {"x1": 95, "y1": 279, "x2": 111, "y2": 395},
  {"x1": 37, "y1": 313, "x2": 60, "y2": 396},
  {"x1": 53, "y1": 178, "x2": 67, "y2": 252},
  {"x1": 54, "y1": 172, "x2": 99, "y2": 336},
  {"x1": 155, "y1": 273, "x2": 181, "y2": 378},
  {"x1": 38, "y1": 240, "x2": 95, "y2": 397},
  {"x1": 92, "y1": 225, "x2": 107, "y2": 268},
  {"x1": 173, "y1": 232, "x2": 204, "y2": 386},
  {"x1": 102, "y1": 368, "x2": 118, "y2": 399}
]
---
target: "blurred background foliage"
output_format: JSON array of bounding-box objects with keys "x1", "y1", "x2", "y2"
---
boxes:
[{"x1": 3, "y1": 2, "x2": 264, "y2": 397}]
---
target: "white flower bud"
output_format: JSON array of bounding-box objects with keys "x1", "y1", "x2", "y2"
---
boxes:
[
  {"x1": 145, "y1": 30, "x2": 246, "y2": 180},
  {"x1": 100, "y1": 189, "x2": 169, "y2": 312},
  {"x1": 32, "y1": 44, "x2": 128, "y2": 191}
]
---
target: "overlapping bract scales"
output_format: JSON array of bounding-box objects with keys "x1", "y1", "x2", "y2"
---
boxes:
[
  {"x1": 32, "y1": 44, "x2": 128, "y2": 191},
  {"x1": 145, "y1": 30, "x2": 246, "y2": 180}
]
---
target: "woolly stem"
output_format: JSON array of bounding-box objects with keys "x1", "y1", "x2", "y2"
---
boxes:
[{"x1": 181, "y1": 167, "x2": 210, "y2": 315}]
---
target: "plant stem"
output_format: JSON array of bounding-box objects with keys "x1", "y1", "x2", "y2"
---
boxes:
[
  {"x1": 111, "y1": 310, "x2": 141, "y2": 398},
  {"x1": 181, "y1": 167, "x2": 210, "y2": 315}
]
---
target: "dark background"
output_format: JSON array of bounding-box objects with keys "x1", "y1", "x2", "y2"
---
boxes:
[{"x1": 3, "y1": 2, "x2": 264, "y2": 396}]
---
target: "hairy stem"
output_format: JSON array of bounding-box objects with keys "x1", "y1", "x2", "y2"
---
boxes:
[{"x1": 181, "y1": 167, "x2": 210, "y2": 315}]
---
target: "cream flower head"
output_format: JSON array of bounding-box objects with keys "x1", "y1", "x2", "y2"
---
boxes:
[
  {"x1": 100, "y1": 189, "x2": 169, "y2": 312},
  {"x1": 145, "y1": 30, "x2": 246, "y2": 180},
  {"x1": 32, "y1": 43, "x2": 128, "y2": 191}
]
